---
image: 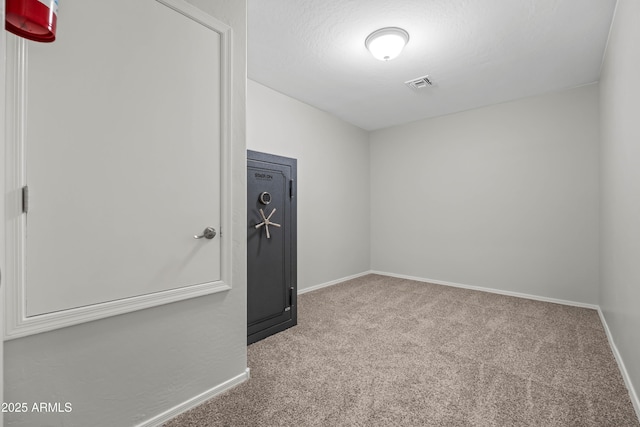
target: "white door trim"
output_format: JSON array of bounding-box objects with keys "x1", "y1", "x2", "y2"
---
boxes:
[
  {"x1": 1, "y1": 0, "x2": 7, "y2": 422},
  {"x1": 3, "y1": 0, "x2": 234, "y2": 340}
]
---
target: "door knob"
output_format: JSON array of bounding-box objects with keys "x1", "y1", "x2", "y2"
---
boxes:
[{"x1": 194, "y1": 227, "x2": 216, "y2": 239}]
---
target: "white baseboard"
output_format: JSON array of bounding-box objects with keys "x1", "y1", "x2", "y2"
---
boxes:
[
  {"x1": 597, "y1": 309, "x2": 640, "y2": 423},
  {"x1": 136, "y1": 368, "x2": 250, "y2": 427},
  {"x1": 370, "y1": 270, "x2": 599, "y2": 309},
  {"x1": 297, "y1": 271, "x2": 373, "y2": 295}
]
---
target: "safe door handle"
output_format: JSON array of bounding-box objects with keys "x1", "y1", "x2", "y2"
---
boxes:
[{"x1": 194, "y1": 227, "x2": 216, "y2": 240}]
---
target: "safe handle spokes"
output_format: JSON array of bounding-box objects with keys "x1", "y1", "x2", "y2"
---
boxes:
[{"x1": 194, "y1": 227, "x2": 217, "y2": 240}]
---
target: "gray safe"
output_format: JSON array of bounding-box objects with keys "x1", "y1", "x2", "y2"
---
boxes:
[{"x1": 247, "y1": 150, "x2": 297, "y2": 344}]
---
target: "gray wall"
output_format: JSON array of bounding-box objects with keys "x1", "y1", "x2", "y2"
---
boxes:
[
  {"x1": 3, "y1": 1, "x2": 248, "y2": 426},
  {"x1": 599, "y1": 0, "x2": 640, "y2": 405},
  {"x1": 370, "y1": 85, "x2": 601, "y2": 304},
  {"x1": 247, "y1": 80, "x2": 371, "y2": 290}
]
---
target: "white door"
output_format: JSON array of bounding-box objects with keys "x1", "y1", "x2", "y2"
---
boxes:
[{"x1": 23, "y1": 0, "x2": 223, "y2": 316}]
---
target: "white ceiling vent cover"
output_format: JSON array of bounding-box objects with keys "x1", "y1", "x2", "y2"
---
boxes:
[{"x1": 405, "y1": 75, "x2": 433, "y2": 90}]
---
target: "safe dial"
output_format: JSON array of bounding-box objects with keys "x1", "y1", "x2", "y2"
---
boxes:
[{"x1": 259, "y1": 192, "x2": 272, "y2": 205}]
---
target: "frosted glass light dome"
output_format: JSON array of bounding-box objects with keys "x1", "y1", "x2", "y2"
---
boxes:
[{"x1": 365, "y1": 27, "x2": 410, "y2": 61}]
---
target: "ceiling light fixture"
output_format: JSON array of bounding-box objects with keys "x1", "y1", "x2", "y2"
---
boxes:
[{"x1": 365, "y1": 27, "x2": 410, "y2": 61}]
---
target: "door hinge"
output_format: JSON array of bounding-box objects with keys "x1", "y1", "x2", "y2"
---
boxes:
[
  {"x1": 289, "y1": 179, "x2": 295, "y2": 198},
  {"x1": 22, "y1": 185, "x2": 29, "y2": 214},
  {"x1": 284, "y1": 286, "x2": 295, "y2": 312}
]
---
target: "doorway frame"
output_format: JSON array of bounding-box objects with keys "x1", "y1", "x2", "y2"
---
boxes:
[{"x1": 1, "y1": 0, "x2": 6, "y2": 423}]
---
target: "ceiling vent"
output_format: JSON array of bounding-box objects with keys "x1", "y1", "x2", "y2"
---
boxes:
[{"x1": 405, "y1": 75, "x2": 433, "y2": 90}]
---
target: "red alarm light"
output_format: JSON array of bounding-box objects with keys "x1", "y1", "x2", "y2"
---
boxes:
[{"x1": 6, "y1": 0, "x2": 59, "y2": 43}]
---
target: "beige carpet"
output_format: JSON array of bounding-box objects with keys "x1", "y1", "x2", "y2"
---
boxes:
[{"x1": 165, "y1": 274, "x2": 639, "y2": 426}]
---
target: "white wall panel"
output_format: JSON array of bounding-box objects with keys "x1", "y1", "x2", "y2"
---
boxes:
[
  {"x1": 247, "y1": 80, "x2": 370, "y2": 290},
  {"x1": 370, "y1": 85, "x2": 600, "y2": 304}
]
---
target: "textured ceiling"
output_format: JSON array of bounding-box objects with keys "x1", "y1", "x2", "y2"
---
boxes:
[{"x1": 248, "y1": 0, "x2": 617, "y2": 131}]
